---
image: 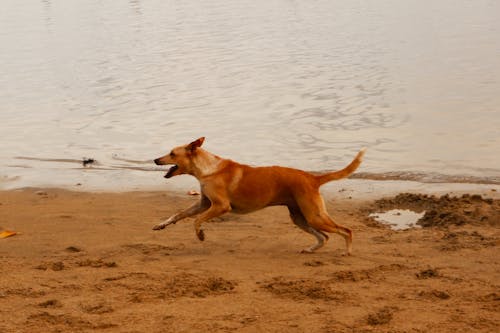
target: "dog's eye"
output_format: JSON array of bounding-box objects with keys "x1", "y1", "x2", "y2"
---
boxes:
[{"x1": 170, "y1": 152, "x2": 175, "y2": 157}]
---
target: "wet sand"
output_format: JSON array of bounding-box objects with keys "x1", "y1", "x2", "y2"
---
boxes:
[{"x1": 0, "y1": 188, "x2": 499, "y2": 332}]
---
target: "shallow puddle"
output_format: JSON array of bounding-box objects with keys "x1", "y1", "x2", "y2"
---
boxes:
[{"x1": 370, "y1": 209, "x2": 425, "y2": 230}]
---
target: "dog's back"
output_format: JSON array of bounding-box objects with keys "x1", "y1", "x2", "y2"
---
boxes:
[{"x1": 220, "y1": 163, "x2": 316, "y2": 212}]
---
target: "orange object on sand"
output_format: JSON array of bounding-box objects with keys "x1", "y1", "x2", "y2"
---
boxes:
[{"x1": 0, "y1": 230, "x2": 17, "y2": 239}]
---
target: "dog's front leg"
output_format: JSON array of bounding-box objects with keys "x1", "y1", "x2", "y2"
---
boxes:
[
  {"x1": 152, "y1": 195, "x2": 210, "y2": 230},
  {"x1": 193, "y1": 203, "x2": 231, "y2": 241}
]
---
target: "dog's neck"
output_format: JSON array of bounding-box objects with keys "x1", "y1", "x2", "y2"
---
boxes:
[{"x1": 191, "y1": 149, "x2": 223, "y2": 178}]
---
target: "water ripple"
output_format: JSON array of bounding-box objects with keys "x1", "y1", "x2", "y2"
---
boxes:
[{"x1": 0, "y1": 0, "x2": 499, "y2": 189}]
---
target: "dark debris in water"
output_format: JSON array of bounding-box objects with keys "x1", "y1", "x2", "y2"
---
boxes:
[{"x1": 82, "y1": 158, "x2": 95, "y2": 167}]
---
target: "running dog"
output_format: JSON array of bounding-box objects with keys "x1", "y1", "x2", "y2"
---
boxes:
[{"x1": 153, "y1": 137, "x2": 365, "y2": 254}]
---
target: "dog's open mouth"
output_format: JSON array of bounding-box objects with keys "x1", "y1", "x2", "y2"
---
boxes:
[{"x1": 164, "y1": 165, "x2": 179, "y2": 178}]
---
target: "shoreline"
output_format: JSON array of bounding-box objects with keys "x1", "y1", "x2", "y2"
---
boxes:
[{"x1": 2, "y1": 173, "x2": 500, "y2": 200}]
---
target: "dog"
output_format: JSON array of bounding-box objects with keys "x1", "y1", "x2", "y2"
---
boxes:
[{"x1": 153, "y1": 137, "x2": 365, "y2": 254}]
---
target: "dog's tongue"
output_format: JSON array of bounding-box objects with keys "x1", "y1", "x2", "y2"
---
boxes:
[{"x1": 164, "y1": 165, "x2": 179, "y2": 178}]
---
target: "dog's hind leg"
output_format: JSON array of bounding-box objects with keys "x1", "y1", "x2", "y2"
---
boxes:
[
  {"x1": 153, "y1": 195, "x2": 211, "y2": 230},
  {"x1": 318, "y1": 215, "x2": 352, "y2": 255},
  {"x1": 288, "y1": 206, "x2": 327, "y2": 253},
  {"x1": 296, "y1": 194, "x2": 353, "y2": 255}
]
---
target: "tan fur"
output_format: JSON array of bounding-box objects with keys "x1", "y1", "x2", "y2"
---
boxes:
[{"x1": 153, "y1": 137, "x2": 365, "y2": 254}]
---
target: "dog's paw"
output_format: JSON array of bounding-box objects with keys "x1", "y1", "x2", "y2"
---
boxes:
[
  {"x1": 300, "y1": 248, "x2": 314, "y2": 254},
  {"x1": 152, "y1": 223, "x2": 166, "y2": 231},
  {"x1": 196, "y1": 229, "x2": 205, "y2": 241}
]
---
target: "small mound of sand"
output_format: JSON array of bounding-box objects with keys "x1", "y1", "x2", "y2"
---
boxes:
[
  {"x1": 38, "y1": 299, "x2": 62, "y2": 308},
  {"x1": 76, "y1": 259, "x2": 117, "y2": 268},
  {"x1": 122, "y1": 243, "x2": 178, "y2": 256},
  {"x1": 303, "y1": 260, "x2": 325, "y2": 267},
  {"x1": 330, "y1": 264, "x2": 407, "y2": 283},
  {"x1": 371, "y1": 193, "x2": 499, "y2": 227},
  {"x1": 260, "y1": 277, "x2": 346, "y2": 301},
  {"x1": 166, "y1": 274, "x2": 237, "y2": 298},
  {"x1": 65, "y1": 246, "x2": 82, "y2": 253},
  {"x1": 418, "y1": 289, "x2": 450, "y2": 300},
  {"x1": 27, "y1": 312, "x2": 92, "y2": 329},
  {"x1": 80, "y1": 302, "x2": 114, "y2": 314},
  {"x1": 416, "y1": 268, "x2": 440, "y2": 279},
  {"x1": 26, "y1": 312, "x2": 116, "y2": 331},
  {"x1": 330, "y1": 269, "x2": 372, "y2": 282},
  {"x1": 366, "y1": 307, "x2": 395, "y2": 326},
  {"x1": 439, "y1": 231, "x2": 497, "y2": 251}
]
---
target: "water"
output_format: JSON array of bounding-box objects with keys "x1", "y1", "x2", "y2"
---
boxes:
[
  {"x1": 370, "y1": 209, "x2": 425, "y2": 230},
  {"x1": 1, "y1": 0, "x2": 499, "y2": 190}
]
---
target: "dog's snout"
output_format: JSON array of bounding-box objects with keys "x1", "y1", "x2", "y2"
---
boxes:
[{"x1": 154, "y1": 158, "x2": 161, "y2": 165}]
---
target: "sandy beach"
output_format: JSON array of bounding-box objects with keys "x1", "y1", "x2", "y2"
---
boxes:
[{"x1": 0, "y1": 188, "x2": 498, "y2": 332}]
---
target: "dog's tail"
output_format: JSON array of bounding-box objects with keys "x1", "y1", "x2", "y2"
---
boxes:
[{"x1": 315, "y1": 148, "x2": 366, "y2": 186}]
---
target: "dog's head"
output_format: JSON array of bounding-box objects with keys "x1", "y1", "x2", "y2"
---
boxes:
[{"x1": 154, "y1": 137, "x2": 205, "y2": 178}]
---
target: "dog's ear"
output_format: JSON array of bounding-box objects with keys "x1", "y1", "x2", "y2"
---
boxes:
[{"x1": 186, "y1": 137, "x2": 205, "y2": 152}]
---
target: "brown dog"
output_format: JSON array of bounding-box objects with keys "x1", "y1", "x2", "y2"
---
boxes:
[{"x1": 153, "y1": 137, "x2": 365, "y2": 254}]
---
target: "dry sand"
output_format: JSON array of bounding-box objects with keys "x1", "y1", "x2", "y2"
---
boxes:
[{"x1": 0, "y1": 188, "x2": 499, "y2": 333}]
